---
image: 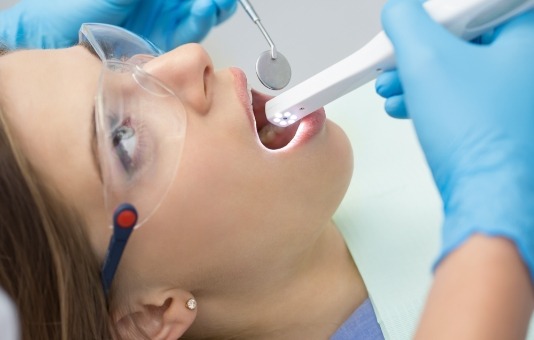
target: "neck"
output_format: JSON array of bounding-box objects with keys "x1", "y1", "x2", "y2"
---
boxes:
[{"x1": 187, "y1": 220, "x2": 367, "y2": 339}]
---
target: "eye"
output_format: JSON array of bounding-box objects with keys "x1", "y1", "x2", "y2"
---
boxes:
[{"x1": 112, "y1": 118, "x2": 137, "y2": 175}]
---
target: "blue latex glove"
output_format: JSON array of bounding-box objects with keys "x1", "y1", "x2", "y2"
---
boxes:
[
  {"x1": 375, "y1": 0, "x2": 534, "y2": 279},
  {"x1": 0, "y1": 0, "x2": 237, "y2": 50}
]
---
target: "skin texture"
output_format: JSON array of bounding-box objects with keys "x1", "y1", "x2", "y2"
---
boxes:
[
  {"x1": 0, "y1": 44, "x2": 366, "y2": 339},
  {"x1": 416, "y1": 235, "x2": 534, "y2": 340}
]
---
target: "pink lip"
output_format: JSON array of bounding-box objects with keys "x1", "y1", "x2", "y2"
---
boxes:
[
  {"x1": 230, "y1": 67, "x2": 326, "y2": 150},
  {"x1": 291, "y1": 107, "x2": 326, "y2": 148},
  {"x1": 230, "y1": 67, "x2": 255, "y2": 129}
]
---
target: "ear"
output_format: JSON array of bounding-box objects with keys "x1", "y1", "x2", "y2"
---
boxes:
[{"x1": 114, "y1": 290, "x2": 197, "y2": 339}]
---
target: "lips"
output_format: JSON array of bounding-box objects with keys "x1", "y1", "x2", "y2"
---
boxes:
[{"x1": 231, "y1": 68, "x2": 326, "y2": 150}]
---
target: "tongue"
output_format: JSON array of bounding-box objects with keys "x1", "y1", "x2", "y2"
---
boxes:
[{"x1": 258, "y1": 123, "x2": 299, "y2": 150}]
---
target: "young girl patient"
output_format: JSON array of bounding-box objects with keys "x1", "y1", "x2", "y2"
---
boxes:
[{"x1": 0, "y1": 24, "x2": 381, "y2": 339}]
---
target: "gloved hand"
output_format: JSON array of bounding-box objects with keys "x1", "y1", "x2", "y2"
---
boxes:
[
  {"x1": 0, "y1": 0, "x2": 237, "y2": 50},
  {"x1": 375, "y1": 0, "x2": 534, "y2": 279}
]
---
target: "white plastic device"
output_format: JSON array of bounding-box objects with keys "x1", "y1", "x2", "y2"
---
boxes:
[{"x1": 265, "y1": 0, "x2": 534, "y2": 127}]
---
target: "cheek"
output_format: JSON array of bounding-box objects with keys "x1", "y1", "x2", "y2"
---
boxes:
[
  {"x1": 161, "y1": 118, "x2": 354, "y2": 237},
  {"x1": 274, "y1": 120, "x2": 353, "y2": 211},
  {"x1": 133, "y1": 119, "x2": 354, "y2": 279},
  {"x1": 157, "y1": 125, "x2": 258, "y2": 227},
  {"x1": 317, "y1": 121, "x2": 353, "y2": 196}
]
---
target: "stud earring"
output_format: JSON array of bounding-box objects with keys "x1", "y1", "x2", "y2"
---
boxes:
[{"x1": 186, "y1": 298, "x2": 197, "y2": 311}]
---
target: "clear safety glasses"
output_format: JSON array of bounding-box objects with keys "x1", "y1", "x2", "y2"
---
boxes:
[{"x1": 79, "y1": 23, "x2": 187, "y2": 296}]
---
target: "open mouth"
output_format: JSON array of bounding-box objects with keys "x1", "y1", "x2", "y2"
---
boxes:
[{"x1": 250, "y1": 89, "x2": 300, "y2": 150}]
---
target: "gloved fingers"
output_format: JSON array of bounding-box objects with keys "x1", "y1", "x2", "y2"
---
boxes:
[
  {"x1": 469, "y1": 30, "x2": 496, "y2": 45},
  {"x1": 375, "y1": 70, "x2": 403, "y2": 98},
  {"x1": 213, "y1": 0, "x2": 238, "y2": 25},
  {"x1": 375, "y1": 71, "x2": 408, "y2": 119},
  {"x1": 381, "y1": 0, "x2": 460, "y2": 69},
  {"x1": 384, "y1": 95, "x2": 409, "y2": 119},
  {"x1": 169, "y1": 0, "x2": 217, "y2": 47}
]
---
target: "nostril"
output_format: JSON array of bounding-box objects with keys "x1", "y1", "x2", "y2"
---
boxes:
[
  {"x1": 203, "y1": 65, "x2": 212, "y2": 98},
  {"x1": 134, "y1": 44, "x2": 215, "y2": 115}
]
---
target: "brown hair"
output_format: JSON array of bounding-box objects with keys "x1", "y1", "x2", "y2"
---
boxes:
[{"x1": 0, "y1": 86, "x2": 113, "y2": 337}]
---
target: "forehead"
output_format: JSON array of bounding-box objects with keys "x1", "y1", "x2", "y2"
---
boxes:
[
  {"x1": 0, "y1": 46, "x2": 104, "y2": 211},
  {"x1": 0, "y1": 46, "x2": 100, "y2": 127}
]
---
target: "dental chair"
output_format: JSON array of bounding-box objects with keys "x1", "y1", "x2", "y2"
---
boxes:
[{"x1": 0, "y1": 287, "x2": 19, "y2": 340}]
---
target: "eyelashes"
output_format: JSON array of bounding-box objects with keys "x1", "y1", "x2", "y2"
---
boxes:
[{"x1": 111, "y1": 117, "x2": 148, "y2": 178}]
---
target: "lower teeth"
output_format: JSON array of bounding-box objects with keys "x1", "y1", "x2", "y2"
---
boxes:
[{"x1": 259, "y1": 124, "x2": 285, "y2": 146}]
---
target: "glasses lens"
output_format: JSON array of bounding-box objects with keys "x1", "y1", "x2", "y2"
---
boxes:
[
  {"x1": 96, "y1": 61, "x2": 187, "y2": 228},
  {"x1": 80, "y1": 23, "x2": 163, "y2": 61},
  {"x1": 82, "y1": 23, "x2": 186, "y2": 228}
]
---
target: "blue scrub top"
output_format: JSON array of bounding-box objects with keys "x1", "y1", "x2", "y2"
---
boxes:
[{"x1": 331, "y1": 298, "x2": 384, "y2": 340}]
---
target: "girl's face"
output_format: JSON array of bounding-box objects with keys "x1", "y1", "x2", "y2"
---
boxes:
[{"x1": 0, "y1": 44, "x2": 353, "y2": 295}]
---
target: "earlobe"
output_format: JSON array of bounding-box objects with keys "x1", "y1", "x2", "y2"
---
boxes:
[{"x1": 114, "y1": 291, "x2": 197, "y2": 340}]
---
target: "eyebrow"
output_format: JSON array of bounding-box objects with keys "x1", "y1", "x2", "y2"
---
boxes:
[
  {"x1": 79, "y1": 42, "x2": 104, "y2": 183},
  {"x1": 90, "y1": 105, "x2": 103, "y2": 184},
  {"x1": 79, "y1": 40, "x2": 101, "y2": 61},
  {"x1": 0, "y1": 43, "x2": 10, "y2": 56}
]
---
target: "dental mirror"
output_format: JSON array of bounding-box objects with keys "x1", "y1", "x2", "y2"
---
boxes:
[
  {"x1": 256, "y1": 50, "x2": 291, "y2": 91},
  {"x1": 239, "y1": 0, "x2": 292, "y2": 90}
]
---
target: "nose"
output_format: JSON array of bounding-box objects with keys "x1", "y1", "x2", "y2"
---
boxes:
[{"x1": 144, "y1": 44, "x2": 214, "y2": 114}]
